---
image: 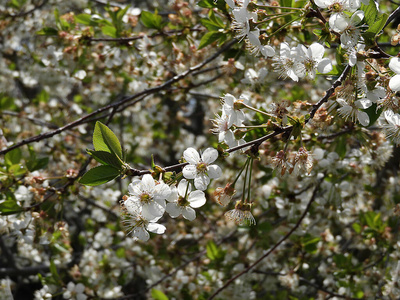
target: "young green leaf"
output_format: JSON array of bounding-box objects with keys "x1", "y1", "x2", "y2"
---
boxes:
[
  {"x1": 36, "y1": 27, "x2": 58, "y2": 36},
  {"x1": 0, "y1": 197, "x2": 23, "y2": 216},
  {"x1": 93, "y1": 121, "x2": 123, "y2": 159},
  {"x1": 79, "y1": 165, "x2": 120, "y2": 186},
  {"x1": 140, "y1": 10, "x2": 163, "y2": 30},
  {"x1": 87, "y1": 149, "x2": 123, "y2": 168},
  {"x1": 360, "y1": 0, "x2": 377, "y2": 26},
  {"x1": 151, "y1": 289, "x2": 169, "y2": 300},
  {"x1": 198, "y1": 31, "x2": 223, "y2": 50},
  {"x1": 5, "y1": 148, "x2": 22, "y2": 166}
]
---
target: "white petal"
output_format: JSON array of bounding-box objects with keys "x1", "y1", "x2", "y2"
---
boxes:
[
  {"x1": 207, "y1": 164, "x2": 222, "y2": 179},
  {"x1": 124, "y1": 198, "x2": 140, "y2": 216},
  {"x1": 188, "y1": 190, "x2": 206, "y2": 208},
  {"x1": 247, "y1": 29, "x2": 261, "y2": 47},
  {"x1": 183, "y1": 147, "x2": 200, "y2": 164},
  {"x1": 166, "y1": 203, "x2": 181, "y2": 218},
  {"x1": 182, "y1": 207, "x2": 196, "y2": 221},
  {"x1": 202, "y1": 148, "x2": 219, "y2": 164},
  {"x1": 260, "y1": 45, "x2": 275, "y2": 58},
  {"x1": 389, "y1": 75, "x2": 400, "y2": 91},
  {"x1": 355, "y1": 98, "x2": 372, "y2": 109},
  {"x1": 314, "y1": 0, "x2": 328, "y2": 8},
  {"x1": 194, "y1": 174, "x2": 210, "y2": 191},
  {"x1": 147, "y1": 223, "x2": 166, "y2": 234},
  {"x1": 357, "y1": 111, "x2": 370, "y2": 126},
  {"x1": 178, "y1": 179, "x2": 190, "y2": 196},
  {"x1": 141, "y1": 174, "x2": 155, "y2": 191},
  {"x1": 309, "y1": 43, "x2": 324, "y2": 60},
  {"x1": 330, "y1": 13, "x2": 349, "y2": 33},
  {"x1": 350, "y1": 10, "x2": 364, "y2": 25},
  {"x1": 182, "y1": 165, "x2": 197, "y2": 179},
  {"x1": 166, "y1": 187, "x2": 178, "y2": 202},
  {"x1": 134, "y1": 227, "x2": 149, "y2": 241},
  {"x1": 389, "y1": 57, "x2": 400, "y2": 74},
  {"x1": 223, "y1": 93, "x2": 236, "y2": 106},
  {"x1": 317, "y1": 58, "x2": 332, "y2": 74},
  {"x1": 225, "y1": 0, "x2": 236, "y2": 9},
  {"x1": 128, "y1": 179, "x2": 141, "y2": 194},
  {"x1": 142, "y1": 203, "x2": 159, "y2": 220}
]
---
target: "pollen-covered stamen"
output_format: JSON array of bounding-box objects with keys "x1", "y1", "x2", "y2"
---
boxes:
[
  {"x1": 139, "y1": 193, "x2": 151, "y2": 204},
  {"x1": 328, "y1": 2, "x2": 343, "y2": 12},
  {"x1": 196, "y1": 162, "x2": 208, "y2": 173},
  {"x1": 304, "y1": 58, "x2": 316, "y2": 72},
  {"x1": 177, "y1": 196, "x2": 189, "y2": 207}
]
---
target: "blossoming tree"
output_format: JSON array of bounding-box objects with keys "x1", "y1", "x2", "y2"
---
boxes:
[{"x1": 1, "y1": 0, "x2": 400, "y2": 299}]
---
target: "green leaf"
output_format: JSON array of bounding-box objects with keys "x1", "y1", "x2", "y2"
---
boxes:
[
  {"x1": 75, "y1": 14, "x2": 98, "y2": 26},
  {"x1": 140, "y1": 10, "x2": 163, "y2": 30},
  {"x1": 0, "y1": 198, "x2": 23, "y2": 216},
  {"x1": 87, "y1": 149, "x2": 123, "y2": 168},
  {"x1": 352, "y1": 223, "x2": 362, "y2": 234},
  {"x1": 198, "y1": 31, "x2": 223, "y2": 50},
  {"x1": 93, "y1": 121, "x2": 123, "y2": 159},
  {"x1": 5, "y1": 148, "x2": 22, "y2": 166},
  {"x1": 151, "y1": 289, "x2": 169, "y2": 300},
  {"x1": 9, "y1": 164, "x2": 27, "y2": 176},
  {"x1": 79, "y1": 165, "x2": 120, "y2": 186},
  {"x1": 360, "y1": 0, "x2": 377, "y2": 26},
  {"x1": 364, "y1": 13, "x2": 388, "y2": 38},
  {"x1": 206, "y1": 241, "x2": 224, "y2": 261},
  {"x1": 36, "y1": 27, "x2": 58, "y2": 36},
  {"x1": 101, "y1": 25, "x2": 117, "y2": 38},
  {"x1": 26, "y1": 157, "x2": 49, "y2": 172}
]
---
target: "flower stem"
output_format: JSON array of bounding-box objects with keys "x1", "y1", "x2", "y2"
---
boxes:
[
  {"x1": 255, "y1": 4, "x2": 304, "y2": 11},
  {"x1": 233, "y1": 158, "x2": 249, "y2": 186},
  {"x1": 247, "y1": 158, "x2": 254, "y2": 203},
  {"x1": 241, "y1": 103, "x2": 274, "y2": 117}
]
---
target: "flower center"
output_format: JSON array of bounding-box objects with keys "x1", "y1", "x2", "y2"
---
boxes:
[
  {"x1": 329, "y1": 2, "x2": 343, "y2": 13},
  {"x1": 139, "y1": 193, "x2": 151, "y2": 204},
  {"x1": 177, "y1": 196, "x2": 189, "y2": 207},
  {"x1": 196, "y1": 162, "x2": 207, "y2": 173}
]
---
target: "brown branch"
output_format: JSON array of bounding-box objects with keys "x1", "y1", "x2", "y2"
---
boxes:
[
  {"x1": 207, "y1": 178, "x2": 323, "y2": 300},
  {"x1": 0, "y1": 39, "x2": 237, "y2": 156}
]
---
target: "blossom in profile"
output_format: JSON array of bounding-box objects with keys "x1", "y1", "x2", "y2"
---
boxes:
[
  {"x1": 339, "y1": 10, "x2": 364, "y2": 48},
  {"x1": 225, "y1": 200, "x2": 256, "y2": 225},
  {"x1": 182, "y1": 147, "x2": 222, "y2": 191},
  {"x1": 166, "y1": 179, "x2": 206, "y2": 221},
  {"x1": 120, "y1": 200, "x2": 166, "y2": 241},
  {"x1": 273, "y1": 42, "x2": 300, "y2": 82},
  {"x1": 294, "y1": 147, "x2": 313, "y2": 175},
  {"x1": 125, "y1": 174, "x2": 171, "y2": 220},
  {"x1": 222, "y1": 93, "x2": 249, "y2": 126}
]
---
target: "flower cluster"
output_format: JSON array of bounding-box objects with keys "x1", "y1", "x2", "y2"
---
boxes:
[{"x1": 121, "y1": 148, "x2": 220, "y2": 241}]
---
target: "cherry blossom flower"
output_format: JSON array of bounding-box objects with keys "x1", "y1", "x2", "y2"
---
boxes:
[
  {"x1": 182, "y1": 147, "x2": 222, "y2": 191},
  {"x1": 63, "y1": 282, "x2": 87, "y2": 300},
  {"x1": 125, "y1": 174, "x2": 171, "y2": 220},
  {"x1": 339, "y1": 10, "x2": 364, "y2": 48},
  {"x1": 222, "y1": 93, "x2": 249, "y2": 126},
  {"x1": 383, "y1": 110, "x2": 400, "y2": 145},
  {"x1": 225, "y1": 200, "x2": 256, "y2": 225},
  {"x1": 336, "y1": 98, "x2": 372, "y2": 126},
  {"x1": 228, "y1": 0, "x2": 257, "y2": 40},
  {"x1": 273, "y1": 42, "x2": 300, "y2": 82},
  {"x1": 246, "y1": 29, "x2": 275, "y2": 58},
  {"x1": 294, "y1": 147, "x2": 313, "y2": 175},
  {"x1": 389, "y1": 57, "x2": 400, "y2": 92},
  {"x1": 295, "y1": 43, "x2": 333, "y2": 79},
  {"x1": 121, "y1": 200, "x2": 166, "y2": 241},
  {"x1": 165, "y1": 179, "x2": 206, "y2": 221},
  {"x1": 211, "y1": 113, "x2": 235, "y2": 146}
]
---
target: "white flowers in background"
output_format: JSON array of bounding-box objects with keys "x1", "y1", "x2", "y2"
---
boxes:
[
  {"x1": 226, "y1": 0, "x2": 257, "y2": 40},
  {"x1": 241, "y1": 67, "x2": 269, "y2": 86},
  {"x1": 382, "y1": 110, "x2": 400, "y2": 144},
  {"x1": 166, "y1": 179, "x2": 206, "y2": 221},
  {"x1": 63, "y1": 282, "x2": 87, "y2": 300},
  {"x1": 336, "y1": 98, "x2": 372, "y2": 126},
  {"x1": 246, "y1": 29, "x2": 275, "y2": 58},
  {"x1": 389, "y1": 57, "x2": 400, "y2": 91},
  {"x1": 41, "y1": 45, "x2": 63, "y2": 67},
  {"x1": 222, "y1": 93, "x2": 249, "y2": 126},
  {"x1": 125, "y1": 174, "x2": 171, "y2": 220},
  {"x1": 296, "y1": 43, "x2": 333, "y2": 79},
  {"x1": 121, "y1": 201, "x2": 166, "y2": 241},
  {"x1": 182, "y1": 147, "x2": 222, "y2": 191}
]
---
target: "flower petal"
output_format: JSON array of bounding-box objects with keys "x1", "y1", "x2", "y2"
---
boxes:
[
  {"x1": 178, "y1": 179, "x2": 190, "y2": 196},
  {"x1": 166, "y1": 187, "x2": 178, "y2": 202},
  {"x1": 389, "y1": 75, "x2": 400, "y2": 91},
  {"x1": 194, "y1": 174, "x2": 210, "y2": 191},
  {"x1": 317, "y1": 58, "x2": 332, "y2": 74},
  {"x1": 141, "y1": 174, "x2": 155, "y2": 191},
  {"x1": 182, "y1": 165, "x2": 197, "y2": 179},
  {"x1": 183, "y1": 147, "x2": 200, "y2": 164},
  {"x1": 201, "y1": 147, "x2": 219, "y2": 164},
  {"x1": 182, "y1": 207, "x2": 196, "y2": 221},
  {"x1": 147, "y1": 223, "x2": 166, "y2": 234},
  {"x1": 207, "y1": 164, "x2": 222, "y2": 179},
  {"x1": 166, "y1": 203, "x2": 181, "y2": 218},
  {"x1": 133, "y1": 227, "x2": 149, "y2": 241},
  {"x1": 357, "y1": 111, "x2": 370, "y2": 126},
  {"x1": 309, "y1": 43, "x2": 324, "y2": 60},
  {"x1": 188, "y1": 190, "x2": 206, "y2": 208},
  {"x1": 390, "y1": 57, "x2": 400, "y2": 74}
]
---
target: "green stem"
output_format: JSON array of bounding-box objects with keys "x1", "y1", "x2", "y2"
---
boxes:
[
  {"x1": 268, "y1": 16, "x2": 303, "y2": 38},
  {"x1": 242, "y1": 158, "x2": 250, "y2": 203},
  {"x1": 247, "y1": 158, "x2": 254, "y2": 203},
  {"x1": 233, "y1": 158, "x2": 249, "y2": 186},
  {"x1": 255, "y1": 4, "x2": 303, "y2": 11},
  {"x1": 241, "y1": 103, "x2": 274, "y2": 117}
]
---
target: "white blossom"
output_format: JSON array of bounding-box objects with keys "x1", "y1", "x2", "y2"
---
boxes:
[{"x1": 182, "y1": 147, "x2": 222, "y2": 191}]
